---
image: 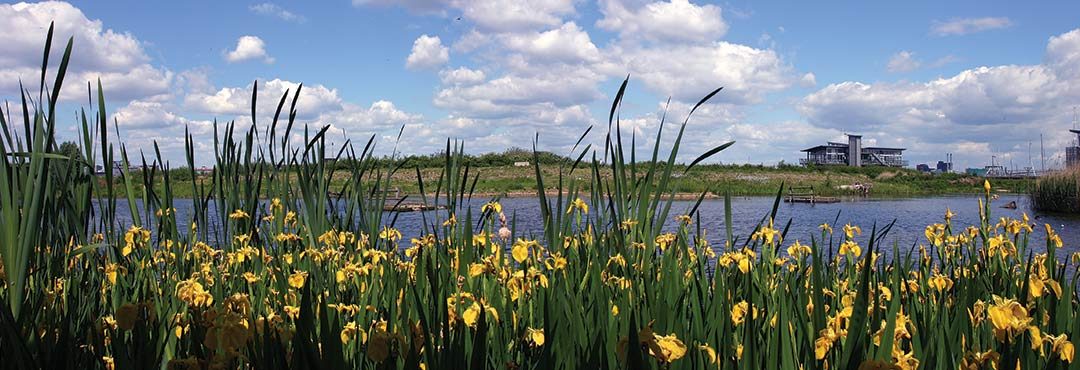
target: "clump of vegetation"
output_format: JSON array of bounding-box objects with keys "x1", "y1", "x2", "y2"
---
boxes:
[
  {"x1": 1, "y1": 25, "x2": 1078, "y2": 370},
  {"x1": 1031, "y1": 168, "x2": 1080, "y2": 213}
]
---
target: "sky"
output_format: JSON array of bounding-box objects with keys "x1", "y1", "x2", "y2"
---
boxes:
[{"x1": 2, "y1": 1, "x2": 1080, "y2": 170}]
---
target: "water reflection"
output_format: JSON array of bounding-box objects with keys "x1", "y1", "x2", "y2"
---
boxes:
[{"x1": 95, "y1": 194, "x2": 1080, "y2": 257}]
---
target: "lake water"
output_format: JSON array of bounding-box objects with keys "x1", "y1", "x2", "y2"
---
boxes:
[{"x1": 97, "y1": 194, "x2": 1080, "y2": 257}]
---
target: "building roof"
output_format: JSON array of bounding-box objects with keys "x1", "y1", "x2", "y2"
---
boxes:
[
  {"x1": 801, "y1": 145, "x2": 840, "y2": 152},
  {"x1": 801, "y1": 144, "x2": 905, "y2": 152}
]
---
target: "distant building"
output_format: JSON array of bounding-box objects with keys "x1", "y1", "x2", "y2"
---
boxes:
[
  {"x1": 513, "y1": 161, "x2": 530, "y2": 167},
  {"x1": 1068, "y1": 129, "x2": 1080, "y2": 167},
  {"x1": 94, "y1": 161, "x2": 126, "y2": 176},
  {"x1": 936, "y1": 160, "x2": 952, "y2": 173},
  {"x1": 92, "y1": 161, "x2": 160, "y2": 175},
  {"x1": 916, "y1": 164, "x2": 931, "y2": 172},
  {"x1": 800, "y1": 134, "x2": 907, "y2": 167},
  {"x1": 966, "y1": 168, "x2": 988, "y2": 176}
]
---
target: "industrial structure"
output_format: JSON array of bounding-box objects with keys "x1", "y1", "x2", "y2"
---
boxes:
[
  {"x1": 936, "y1": 154, "x2": 954, "y2": 173},
  {"x1": 1068, "y1": 129, "x2": 1080, "y2": 168},
  {"x1": 916, "y1": 155, "x2": 954, "y2": 174},
  {"x1": 800, "y1": 134, "x2": 907, "y2": 167}
]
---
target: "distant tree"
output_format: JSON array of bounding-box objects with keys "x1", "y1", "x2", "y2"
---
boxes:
[
  {"x1": 168, "y1": 167, "x2": 194, "y2": 181},
  {"x1": 57, "y1": 141, "x2": 83, "y2": 161}
]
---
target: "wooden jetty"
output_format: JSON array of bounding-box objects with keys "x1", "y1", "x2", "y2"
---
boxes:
[
  {"x1": 329, "y1": 187, "x2": 444, "y2": 212},
  {"x1": 784, "y1": 185, "x2": 839, "y2": 204},
  {"x1": 382, "y1": 201, "x2": 443, "y2": 212},
  {"x1": 380, "y1": 188, "x2": 444, "y2": 212}
]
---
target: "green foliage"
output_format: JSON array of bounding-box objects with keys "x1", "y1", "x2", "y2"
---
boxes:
[
  {"x1": 1031, "y1": 168, "x2": 1080, "y2": 213},
  {"x1": 57, "y1": 141, "x2": 83, "y2": 162},
  {"x1": 334, "y1": 147, "x2": 571, "y2": 170}
]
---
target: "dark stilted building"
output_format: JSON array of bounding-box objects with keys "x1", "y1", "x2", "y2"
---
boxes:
[{"x1": 800, "y1": 134, "x2": 907, "y2": 167}]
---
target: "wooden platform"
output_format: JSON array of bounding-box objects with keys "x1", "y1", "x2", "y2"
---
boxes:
[
  {"x1": 383, "y1": 202, "x2": 444, "y2": 212},
  {"x1": 361, "y1": 188, "x2": 446, "y2": 212},
  {"x1": 784, "y1": 195, "x2": 840, "y2": 204},
  {"x1": 784, "y1": 185, "x2": 840, "y2": 204}
]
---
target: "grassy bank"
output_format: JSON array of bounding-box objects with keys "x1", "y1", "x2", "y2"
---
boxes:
[
  {"x1": 106, "y1": 163, "x2": 1032, "y2": 199},
  {"x1": 2, "y1": 26, "x2": 1077, "y2": 370}
]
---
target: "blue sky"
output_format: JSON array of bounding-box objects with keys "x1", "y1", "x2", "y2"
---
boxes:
[{"x1": 2, "y1": 1, "x2": 1080, "y2": 169}]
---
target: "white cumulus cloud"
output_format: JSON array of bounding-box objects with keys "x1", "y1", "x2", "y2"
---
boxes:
[
  {"x1": 597, "y1": 0, "x2": 728, "y2": 43},
  {"x1": 225, "y1": 36, "x2": 275, "y2": 64},
  {"x1": 317, "y1": 100, "x2": 426, "y2": 139},
  {"x1": 406, "y1": 34, "x2": 449, "y2": 70},
  {"x1": 358, "y1": 0, "x2": 806, "y2": 161},
  {"x1": 112, "y1": 100, "x2": 212, "y2": 131},
  {"x1": 800, "y1": 27, "x2": 1080, "y2": 169},
  {"x1": 439, "y1": 67, "x2": 486, "y2": 85},
  {"x1": 184, "y1": 79, "x2": 342, "y2": 120},
  {"x1": 0, "y1": 1, "x2": 172, "y2": 102},
  {"x1": 610, "y1": 41, "x2": 793, "y2": 103},
  {"x1": 1046, "y1": 28, "x2": 1080, "y2": 79},
  {"x1": 501, "y1": 22, "x2": 601, "y2": 63},
  {"x1": 434, "y1": 68, "x2": 604, "y2": 118}
]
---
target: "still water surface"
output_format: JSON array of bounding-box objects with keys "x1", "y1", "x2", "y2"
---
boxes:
[{"x1": 100, "y1": 194, "x2": 1080, "y2": 257}]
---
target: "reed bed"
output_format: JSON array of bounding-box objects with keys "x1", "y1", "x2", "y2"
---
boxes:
[
  {"x1": 1031, "y1": 168, "x2": 1080, "y2": 213},
  {"x1": 1, "y1": 26, "x2": 1079, "y2": 370}
]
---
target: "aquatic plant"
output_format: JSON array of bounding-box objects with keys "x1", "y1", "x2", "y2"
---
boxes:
[
  {"x1": 1, "y1": 24, "x2": 1078, "y2": 370},
  {"x1": 1031, "y1": 168, "x2": 1080, "y2": 213}
]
